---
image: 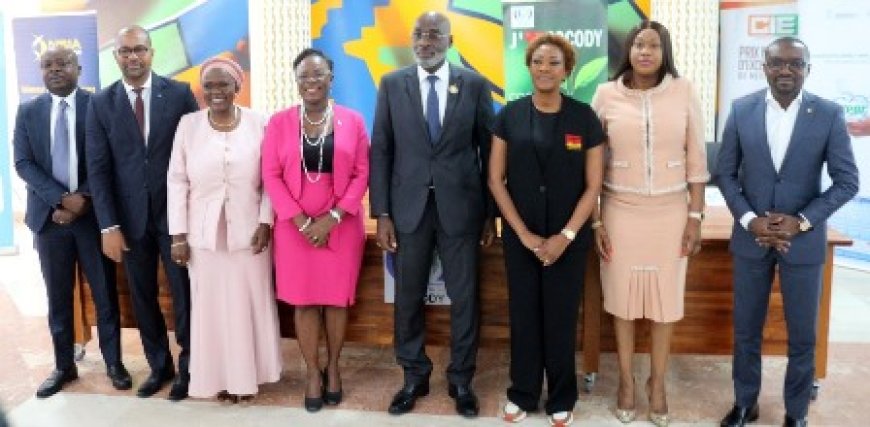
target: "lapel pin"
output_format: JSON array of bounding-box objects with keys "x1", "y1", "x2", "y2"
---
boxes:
[{"x1": 448, "y1": 84, "x2": 459, "y2": 94}]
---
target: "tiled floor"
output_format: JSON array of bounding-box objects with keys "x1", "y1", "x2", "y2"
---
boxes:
[{"x1": 2, "y1": 221, "x2": 869, "y2": 426}]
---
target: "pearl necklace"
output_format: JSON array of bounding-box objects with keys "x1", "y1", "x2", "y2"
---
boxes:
[
  {"x1": 208, "y1": 105, "x2": 240, "y2": 131},
  {"x1": 303, "y1": 104, "x2": 331, "y2": 126},
  {"x1": 300, "y1": 102, "x2": 333, "y2": 183}
]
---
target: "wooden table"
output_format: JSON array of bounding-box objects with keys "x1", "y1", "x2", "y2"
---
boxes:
[{"x1": 74, "y1": 206, "x2": 851, "y2": 386}]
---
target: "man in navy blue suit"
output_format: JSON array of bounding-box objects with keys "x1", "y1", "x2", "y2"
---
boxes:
[
  {"x1": 86, "y1": 25, "x2": 198, "y2": 401},
  {"x1": 13, "y1": 46, "x2": 130, "y2": 398},
  {"x1": 716, "y1": 37, "x2": 859, "y2": 427}
]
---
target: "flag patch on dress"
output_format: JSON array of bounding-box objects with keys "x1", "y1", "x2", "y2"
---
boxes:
[{"x1": 565, "y1": 134, "x2": 583, "y2": 150}]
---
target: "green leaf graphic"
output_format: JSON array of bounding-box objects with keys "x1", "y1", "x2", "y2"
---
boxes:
[{"x1": 574, "y1": 56, "x2": 608, "y2": 91}]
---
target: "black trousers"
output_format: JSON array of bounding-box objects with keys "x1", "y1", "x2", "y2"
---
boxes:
[
  {"x1": 502, "y1": 226, "x2": 586, "y2": 415},
  {"x1": 394, "y1": 193, "x2": 480, "y2": 386},
  {"x1": 122, "y1": 206, "x2": 191, "y2": 377},
  {"x1": 35, "y1": 213, "x2": 120, "y2": 370}
]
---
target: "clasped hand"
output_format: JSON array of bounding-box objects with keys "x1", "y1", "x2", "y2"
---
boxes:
[
  {"x1": 749, "y1": 212, "x2": 801, "y2": 253},
  {"x1": 520, "y1": 231, "x2": 568, "y2": 267},
  {"x1": 296, "y1": 214, "x2": 337, "y2": 248},
  {"x1": 52, "y1": 193, "x2": 90, "y2": 225}
]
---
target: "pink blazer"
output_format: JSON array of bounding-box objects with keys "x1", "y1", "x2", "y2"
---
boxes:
[
  {"x1": 261, "y1": 104, "x2": 370, "y2": 221},
  {"x1": 167, "y1": 108, "x2": 273, "y2": 251}
]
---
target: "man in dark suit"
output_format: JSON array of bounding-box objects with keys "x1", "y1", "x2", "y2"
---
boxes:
[
  {"x1": 370, "y1": 11, "x2": 495, "y2": 418},
  {"x1": 13, "y1": 46, "x2": 131, "y2": 398},
  {"x1": 86, "y1": 25, "x2": 198, "y2": 401},
  {"x1": 716, "y1": 37, "x2": 859, "y2": 427}
]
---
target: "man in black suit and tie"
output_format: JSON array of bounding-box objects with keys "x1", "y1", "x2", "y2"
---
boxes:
[
  {"x1": 86, "y1": 25, "x2": 198, "y2": 401},
  {"x1": 370, "y1": 11, "x2": 495, "y2": 418},
  {"x1": 13, "y1": 46, "x2": 131, "y2": 398}
]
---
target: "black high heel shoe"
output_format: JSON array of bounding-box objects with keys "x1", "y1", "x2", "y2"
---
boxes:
[
  {"x1": 304, "y1": 372, "x2": 324, "y2": 412},
  {"x1": 322, "y1": 369, "x2": 343, "y2": 405},
  {"x1": 304, "y1": 395, "x2": 323, "y2": 412}
]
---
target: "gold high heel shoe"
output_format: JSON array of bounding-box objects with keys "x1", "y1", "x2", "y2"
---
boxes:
[
  {"x1": 615, "y1": 377, "x2": 636, "y2": 424},
  {"x1": 615, "y1": 408, "x2": 637, "y2": 423},
  {"x1": 649, "y1": 412, "x2": 670, "y2": 427},
  {"x1": 646, "y1": 379, "x2": 669, "y2": 427}
]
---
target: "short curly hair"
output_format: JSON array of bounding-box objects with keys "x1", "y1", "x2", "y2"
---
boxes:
[
  {"x1": 292, "y1": 48, "x2": 334, "y2": 72},
  {"x1": 524, "y1": 34, "x2": 576, "y2": 75}
]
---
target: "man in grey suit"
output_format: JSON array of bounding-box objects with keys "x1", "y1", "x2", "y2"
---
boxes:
[
  {"x1": 716, "y1": 37, "x2": 859, "y2": 427},
  {"x1": 370, "y1": 11, "x2": 494, "y2": 418}
]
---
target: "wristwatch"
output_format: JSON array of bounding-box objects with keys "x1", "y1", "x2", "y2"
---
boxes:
[
  {"x1": 798, "y1": 215, "x2": 813, "y2": 232},
  {"x1": 688, "y1": 210, "x2": 705, "y2": 221}
]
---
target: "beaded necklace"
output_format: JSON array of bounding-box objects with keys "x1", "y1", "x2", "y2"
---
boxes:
[{"x1": 300, "y1": 102, "x2": 333, "y2": 183}]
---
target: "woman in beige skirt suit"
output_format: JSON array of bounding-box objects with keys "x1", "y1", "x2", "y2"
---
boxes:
[{"x1": 591, "y1": 21, "x2": 708, "y2": 426}]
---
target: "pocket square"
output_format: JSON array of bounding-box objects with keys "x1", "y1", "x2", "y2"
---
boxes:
[{"x1": 565, "y1": 133, "x2": 583, "y2": 150}]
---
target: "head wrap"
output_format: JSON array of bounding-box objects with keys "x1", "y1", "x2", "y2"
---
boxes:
[{"x1": 200, "y1": 56, "x2": 244, "y2": 89}]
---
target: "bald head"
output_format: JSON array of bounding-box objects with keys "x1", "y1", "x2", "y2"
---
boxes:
[
  {"x1": 40, "y1": 46, "x2": 80, "y2": 96},
  {"x1": 115, "y1": 25, "x2": 151, "y2": 48},
  {"x1": 765, "y1": 36, "x2": 810, "y2": 62},
  {"x1": 416, "y1": 11, "x2": 451, "y2": 34}
]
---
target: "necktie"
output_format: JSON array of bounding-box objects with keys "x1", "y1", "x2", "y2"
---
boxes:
[
  {"x1": 426, "y1": 75, "x2": 441, "y2": 144},
  {"x1": 52, "y1": 100, "x2": 70, "y2": 190},
  {"x1": 133, "y1": 87, "x2": 145, "y2": 139}
]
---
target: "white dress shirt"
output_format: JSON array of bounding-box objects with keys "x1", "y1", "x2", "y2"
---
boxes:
[
  {"x1": 739, "y1": 90, "x2": 805, "y2": 229},
  {"x1": 121, "y1": 73, "x2": 152, "y2": 143},
  {"x1": 417, "y1": 61, "x2": 449, "y2": 124},
  {"x1": 50, "y1": 90, "x2": 78, "y2": 192}
]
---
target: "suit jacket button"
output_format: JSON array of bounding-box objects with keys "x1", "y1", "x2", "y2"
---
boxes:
[{"x1": 539, "y1": 185, "x2": 547, "y2": 193}]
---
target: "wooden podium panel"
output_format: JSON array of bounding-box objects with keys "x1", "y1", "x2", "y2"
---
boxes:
[{"x1": 76, "y1": 206, "x2": 850, "y2": 379}]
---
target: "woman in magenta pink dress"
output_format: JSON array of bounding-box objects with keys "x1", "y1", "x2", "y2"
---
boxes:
[{"x1": 261, "y1": 48, "x2": 369, "y2": 412}]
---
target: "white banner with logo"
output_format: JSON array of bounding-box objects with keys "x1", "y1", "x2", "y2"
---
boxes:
[
  {"x1": 800, "y1": 0, "x2": 870, "y2": 267},
  {"x1": 717, "y1": 0, "x2": 798, "y2": 140}
]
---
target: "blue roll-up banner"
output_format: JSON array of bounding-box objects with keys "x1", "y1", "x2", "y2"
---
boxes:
[
  {"x1": 12, "y1": 12, "x2": 100, "y2": 102},
  {"x1": 1, "y1": 13, "x2": 17, "y2": 254}
]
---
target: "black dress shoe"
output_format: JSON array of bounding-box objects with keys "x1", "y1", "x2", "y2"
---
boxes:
[
  {"x1": 167, "y1": 377, "x2": 189, "y2": 401},
  {"x1": 783, "y1": 415, "x2": 808, "y2": 427},
  {"x1": 448, "y1": 384, "x2": 479, "y2": 418},
  {"x1": 136, "y1": 369, "x2": 174, "y2": 398},
  {"x1": 387, "y1": 383, "x2": 430, "y2": 415},
  {"x1": 36, "y1": 367, "x2": 78, "y2": 398},
  {"x1": 107, "y1": 364, "x2": 132, "y2": 390},
  {"x1": 721, "y1": 403, "x2": 760, "y2": 427},
  {"x1": 322, "y1": 370, "x2": 343, "y2": 405}
]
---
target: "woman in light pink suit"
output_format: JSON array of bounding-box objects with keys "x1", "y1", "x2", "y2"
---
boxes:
[
  {"x1": 261, "y1": 49, "x2": 369, "y2": 412},
  {"x1": 167, "y1": 57, "x2": 282, "y2": 402}
]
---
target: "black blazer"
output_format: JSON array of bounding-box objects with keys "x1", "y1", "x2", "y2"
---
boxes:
[
  {"x1": 369, "y1": 64, "x2": 494, "y2": 236},
  {"x1": 13, "y1": 89, "x2": 91, "y2": 233},
  {"x1": 86, "y1": 73, "x2": 198, "y2": 239},
  {"x1": 493, "y1": 95, "x2": 604, "y2": 250}
]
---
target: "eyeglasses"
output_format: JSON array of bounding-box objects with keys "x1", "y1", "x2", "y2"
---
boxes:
[
  {"x1": 296, "y1": 71, "x2": 331, "y2": 82},
  {"x1": 116, "y1": 45, "x2": 150, "y2": 58},
  {"x1": 765, "y1": 59, "x2": 807, "y2": 72},
  {"x1": 412, "y1": 30, "x2": 449, "y2": 41}
]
